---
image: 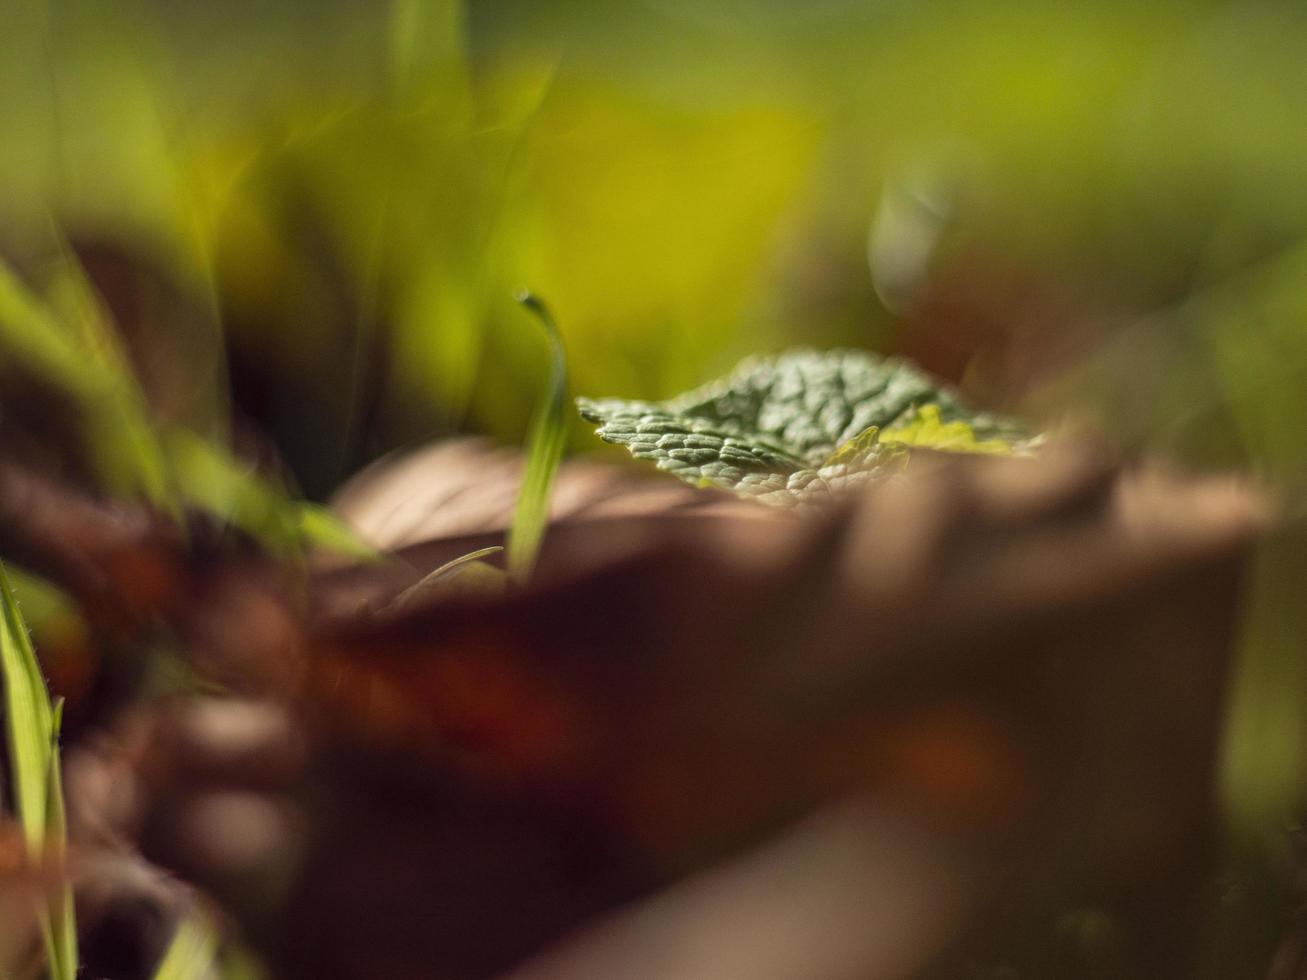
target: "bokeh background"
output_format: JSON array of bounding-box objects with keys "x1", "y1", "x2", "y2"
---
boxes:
[{"x1": 5, "y1": 0, "x2": 1307, "y2": 964}]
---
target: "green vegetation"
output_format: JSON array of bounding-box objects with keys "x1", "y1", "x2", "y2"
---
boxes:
[
  {"x1": 578, "y1": 348, "x2": 1024, "y2": 504},
  {"x1": 2, "y1": 0, "x2": 1307, "y2": 975},
  {"x1": 0, "y1": 565, "x2": 76, "y2": 980},
  {"x1": 149, "y1": 915, "x2": 218, "y2": 980},
  {"x1": 506, "y1": 293, "x2": 569, "y2": 582}
]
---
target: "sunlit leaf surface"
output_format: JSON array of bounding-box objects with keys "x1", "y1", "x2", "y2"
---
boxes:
[{"x1": 579, "y1": 348, "x2": 1026, "y2": 504}]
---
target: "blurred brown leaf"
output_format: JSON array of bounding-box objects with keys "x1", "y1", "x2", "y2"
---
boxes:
[
  {"x1": 158, "y1": 445, "x2": 1266, "y2": 977},
  {"x1": 1, "y1": 439, "x2": 1264, "y2": 978}
]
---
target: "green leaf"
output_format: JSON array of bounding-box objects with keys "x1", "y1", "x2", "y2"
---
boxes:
[
  {"x1": 0, "y1": 562, "x2": 77, "y2": 979},
  {"x1": 578, "y1": 348, "x2": 1027, "y2": 505},
  {"x1": 506, "y1": 293, "x2": 569, "y2": 583},
  {"x1": 577, "y1": 405, "x2": 908, "y2": 507},
  {"x1": 821, "y1": 424, "x2": 887, "y2": 467}
]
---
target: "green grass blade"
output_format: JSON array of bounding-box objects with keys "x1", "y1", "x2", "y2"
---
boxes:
[
  {"x1": 0, "y1": 254, "x2": 362, "y2": 555},
  {"x1": 506, "y1": 292, "x2": 569, "y2": 583},
  {"x1": 0, "y1": 562, "x2": 77, "y2": 979},
  {"x1": 151, "y1": 913, "x2": 218, "y2": 980},
  {"x1": 44, "y1": 700, "x2": 77, "y2": 980},
  {"x1": 164, "y1": 427, "x2": 379, "y2": 560},
  {"x1": 389, "y1": 0, "x2": 471, "y2": 109},
  {"x1": 0, "y1": 256, "x2": 178, "y2": 514},
  {"x1": 41, "y1": 249, "x2": 179, "y2": 512},
  {"x1": 0, "y1": 562, "x2": 53, "y2": 853},
  {"x1": 0, "y1": 260, "x2": 96, "y2": 403},
  {"x1": 294, "y1": 503, "x2": 383, "y2": 562}
]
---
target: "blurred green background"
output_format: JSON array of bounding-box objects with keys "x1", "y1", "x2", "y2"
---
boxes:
[{"x1": 5, "y1": 0, "x2": 1307, "y2": 947}]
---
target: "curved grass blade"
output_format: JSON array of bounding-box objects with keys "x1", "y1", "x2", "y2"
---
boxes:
[
  {"x1": 506, "y1": 292, "x2": 568, "y2": 583},
  {"x1": 0, "y1": 562, "x2": 76, "y2": 979},
  {"x1": 0, "y1": 256, "x2": 177, "y2": 514},
  {"x1": 44, "y1": 700, "x2": 76, "y2": 980},
  {"x1": 164, "y1": 428, "x2": 379, "y2": 561},
  {"x1": 0, "y1": 562, "x2": 54, "y2": 852},
  {"x1": 384, "y1": 546, "x2": 505, "y2": 613},
  {"x1": 0, "y1": 254, "x2": 369, "y2": 557}
]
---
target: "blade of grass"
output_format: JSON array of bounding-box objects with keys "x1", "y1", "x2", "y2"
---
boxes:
[
  {"x1": 0, "y1": 562, "x2": 53, "y2": 852},
  {"x1": 0, "y1": 260, "x2": 98, "y2": 405},
  {"x1": 384, "y1": 546, "x2": 505, "y2": 612},
  {"x1": 419, "y1": 545, "x2": 505, "y2": 583},
  {"x1": 44, "y1": 701, "x2": 76, "y2": 980},
  {"x1": 506, "y1": 292, "x2": 568, "y2": 583},
  {"x1": 389, "y1": 0, "x2": 471, "y2": 111},
  {"x1": 294, "y1": 503, "x2": 383, "y2": 562},
  {"x1": 164, "y1": 427, "x2": 379, "y2": 561},
  {"x1": 40, "y1": 242, "x2": 178, "y2": 512},
  {"x1": 0, "y1": 562, "x2": 76, "y2": 979},
  {"x1": 0, "y1": 257, "x2": 177, "y2": 514},
  {"x1": 150, "y1": 913, "x2": 218, "y2": 980},
  {"x1": 0, "y1": 254, "x2": 359, "y2": 556}
]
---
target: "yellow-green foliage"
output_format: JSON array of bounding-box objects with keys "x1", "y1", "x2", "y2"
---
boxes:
[
  {"x1": 0, "y1": 565, "x2": 76, "y2": 980},
  {"x1": 880, "y1": 404, "x2": 1016, "y2": 455}
]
